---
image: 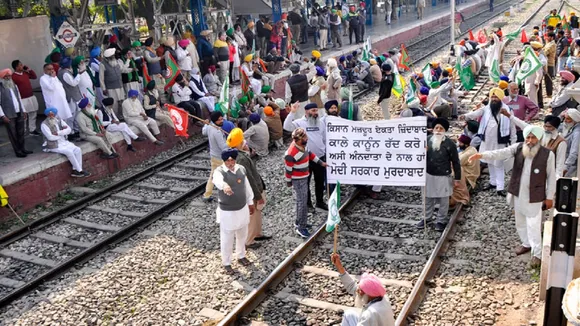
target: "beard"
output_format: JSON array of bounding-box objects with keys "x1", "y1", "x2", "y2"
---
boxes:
[
  {"x1": 307, "y1": 115, "x2": 319, "y2": 126},
  {"x1": 541, "y1": 131, "x2": 557, "y2": 146},
  {"x1": 47, "y1": 116, "x2": 57, "y2": 128},
  {"x1": 430, "y1": 133, "x2": 445, "y2": 151},
  {"x1": 562, "y1": 123, "x2": 575, "y2": 137},
  {"x1": 85, "y1": 106, "x2": 96, "y2": 116},
  {"x1": 522, "y1": 143, "x2": 540, "y2": 159},
  {"x1": 328, "y1": 110, "x2": 339, "y2": 117},
  {"x1": 354, "y1": 291, "x2": 370, "y2": 308},
  {"x1": 490, "y1": 100, "x2": 502, "y2": 116},
  {"x1": 1, "y1": 79, "x2": 14, "y2": 89}
]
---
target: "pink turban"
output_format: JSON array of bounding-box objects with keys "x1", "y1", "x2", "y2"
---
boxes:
[
  {"x1": 178, "y1": 39, "x2": 190, "y2": 48},
  {"x1": 359, "y1": 273, "x2": 386, "y2": 297},
  {"x1": 560, "y1": 70, "x2": 575, "y2": 83},
  {"x1": 0, "y1": 68, "x2": 12, "y2": 78}
]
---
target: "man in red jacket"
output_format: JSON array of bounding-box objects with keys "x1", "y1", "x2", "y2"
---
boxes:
[{"x1": 11, "y1": 60, "x2": 39, "y2": 135}]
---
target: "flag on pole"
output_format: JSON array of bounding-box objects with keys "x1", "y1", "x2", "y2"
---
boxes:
[
  {"x1": 251, "y1": 38, "x2": 256, "y2": 57},
  {"x1": 515, "y1": 47, "x2": 543, "y2": 84},
  {"x1": 468, "y1": 29, "x2": 475, "y2": 41},
  {"x1": 391, "y1": 73, "x2": 406, "y2": 98},
  {"x1": 488, "y1": 34, "x2": 501, "y2": 83},
  {"x1": 230, "y1": 98, "x2": 241, "y2": 118},
  {"x1": 406, "y1": 77, "x2": 417, "y2": 103},
  {"x1": 166, "y1": 104, "x2": 190, "y2": 138},
  {"x1": 325, "y1": 181, "x2": 341, "y2": 232},
  {"x1": 218, "y1": 76, "x2": 230, "y2": 113},
  {"x1": 456, "y1": 57, "x2": 476, "y2": 90},
  {"x1": 142, "y1": 63, "x2": 152, "y2": 89},
  {"x1": 240, "y1": 67, "x2": 250, "y2": 95},
  {"x1": 163, "y1": 54, "x2": 181, "y2": 91},
  {"x1": 399, "y1": 44, "x2": 411, "y2": 71},
  {"x1": 362, "y1": 37, "x2": 371, "y2": 61},
  {"x1": 504, "y1": 28, "x2": 522, "y2": 41},
  {"x1": 421, "y1": 64, "x2": 433, "y2": 86},
  {"x1": 0, "y1": 185, "x2": 8, "y2": 207},
  {"x1": 521, "y1": 29, "x2": 528, "y2": 43},
  {"x1": 348, "y1": 86, "x2": 354, "y2": 120},
  {"x1": 476, "y1": 29, "x2": 487, "y2": 44}
]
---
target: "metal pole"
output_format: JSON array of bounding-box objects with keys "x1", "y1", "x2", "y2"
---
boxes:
[
  {"x1": 543, "y1": 178, "x2": 579, "y2": 326},
  {"x1": 450, "y1": 0, "x2": 455, "y2": 50},
  {"x1": 272, "y1": 0, "x2": 282, "y2": 22}
]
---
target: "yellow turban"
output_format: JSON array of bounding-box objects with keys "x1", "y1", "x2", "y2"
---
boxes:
[
  {"x1": 227, "y1": 128, "x2": 244, "y2": 148},
  {"x1": 312, "y1": 50, "x2": 321, "y2": 59},
  {"x1": 489, "y1": 87, "x2": 505, "y2": 100},
  {"x1": 498, "y1": 80, "x2": 509, "y2": 89},
  {"x1": 244, "y1": 54, "x2": 254, "y2": 62},
  {"x1": 530, "y1": 41, "x2": 543, "y2": 50},
  {"x1": 445, "y1": 67, "x2": 453, "y2": 73},
  {"x1": 64, "y1": 47, "x2": 75, "y2": 57},
  {"x1": 369, "y1": 59, "x2": 377, "y2": 65}
]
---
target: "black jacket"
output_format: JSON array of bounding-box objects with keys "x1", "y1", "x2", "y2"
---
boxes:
[
  {"x1": 426, "y1": 136, "x2": 461, "y2": 180},
  {"x1": 378, "y1": 74, "x2": 393, "y2": 103}
]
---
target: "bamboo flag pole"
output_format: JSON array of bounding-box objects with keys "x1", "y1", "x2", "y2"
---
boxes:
[{"x1": 333, "y1": 224, "x2": 339, "y2": 254}]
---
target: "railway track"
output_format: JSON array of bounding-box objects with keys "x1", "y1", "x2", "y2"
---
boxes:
[
  {"x1": 216, "y1": 1, "x2": 558, "y2": 325},
  {"x1": 0, "y1": 140, "x2": 211, "y2": 308}
]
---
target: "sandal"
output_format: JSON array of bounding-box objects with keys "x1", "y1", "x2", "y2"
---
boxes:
[
  {"x1": 238, "y1": 258, "x2": 252, "y2": 267},
  {"x1": 223, "y1": 265, "x2": 235, "y2": 275}
]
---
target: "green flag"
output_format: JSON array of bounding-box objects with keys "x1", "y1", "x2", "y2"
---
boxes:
[
  {"x1": 406, "y1": 77, "x2": 417, "y2": 104},
  {"x1": 488, "y1": 34, "x2": 501, "y2": 83},
  {"x1": 504, "y1": 28, "x2": 522, "y2": 41},
  {"x1": 362, "y1": 37, "x2": 370, "y2": 61},
  {"x1": 325, "y1": 181, "x2": 341, "y2": 232},
  {"x1": 458, "y1": 57, "x2": 476, "y2": 90},
  {"x1": 421, "y1": 64, "x2": 433, "y2": 86},
  {"x1": 230, "y1": 98, "x2": 240, "y2": 118},
  {"x1": 348, "y1": 86, "x2": 354, "y2": 120},
  {"x1": 392, "y1": 73, "x2": 405, "y2": 98},
  {"x1": 219, "y1": 76, "x2": 230, "y2": 112},
  {"x1": 515, "y1": 47, "x2": 542, "y2": 84}
]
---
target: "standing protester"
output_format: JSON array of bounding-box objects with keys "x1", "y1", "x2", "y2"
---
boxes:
[
  {"x1": 329, "y1": 9, "x2": 342, "y2": 48},
  {"x1": 144, "y1": 37, "x2": 167, "y2": 101},
  {"x1": 0, "y1": 68, "x2": 30, "y2": 157},
  {"x1": 76, "y1": 98, "x2": 117, "y2": 159},
  {"x1": 57, "y1": 57, "x2": 83, "y2": 135},
  {"x1": 418, "y1": 118, "x2": 461, "y2": 232},
  {"x1": 284, "y1": 127, "x2": 328, "y2": 238},
  {"x1": 40, "y1": 64, "x2": 73, "y2": 125},
  {"x1": 330, "y1": 253, "x2": 396, "y2": 326},
  {"x1": 469, "y1": 125, "x2": 556, "y2": 268},
  {"x1": 378, "y1": 63, "x2": 394, "y2": 119},
  {"x1": 417, "y1": 0, "x2": 426, "y2": 19},
  {"x1": 120, "y1": 49, "x2": 141, "y2": 96},
  {"x1": 11, "y1": 60, "x2": 39, "y2": 135},
  {"x1": 89, "y1": 47, "x2": 105, "y2": 106},
  {"x1": 41, "y1": 107, "x2": 89, "y2": 177},
  {"x1": 285, "y1": 63, "x2": 309, "y2": 119},
  {"x1": 462, "y1": 88, "x2": 516, "y2": 196},
  {"x1": 284, "y1": 102, "x2": 328, "y2": 211},
  {"x1": 244, "y1": 113, "x2": 270, "y2": 157},
  {"x1": 347, "y1": 6, "x2": 360, "y2": 44},
  {"x1": 176, "y1": 39, "x2": 193, "y2": 80},
  {"x1": 556, "y1": 30, "x2": 570, "y2": 73},
  {"x1": 198, "y1": 30, "x2": 215, "y2": 76},
  {"x1": 73, "y1": 56, "x2": 95, "y2": 105},
  {"x1": 318, "y1": 9, "x2": 330, "y2": 51},
  {"x1": 502, "y1": 82, "x2": 539, "y2": 142},
  {"x1": 98, "y1": 97, "x2": 141, "y2": 152},
  {"x1": 226, "y1": 128, "x2": 271, "y2": 249},
  {"x1": 99, "y1": 48, "x2": 125, "y2": 119},
  {"x1": 214, "y1": 32, "x2": 230, "y2": 84},
  {"x1": 543, "y1": 32, "x2": 556, "y2": 98},
  {"x1": 457, "y1": 134, "x2": 480, "y2": 191},
  {"x1": 562, "y1": 109, "x2": 580, "y2": 177},
  {"x1": 122, "y1": 89, "x2": 164, "y2": 145},
  {"x1": 202, "y1": 111, "x2": 228, "y2": 202},
  {"x1": 326, "y1": 58, "x2": 343, "y2": 102},
  {"x1": 213, "y1": 148, "x2": 255, "y2": 275}
]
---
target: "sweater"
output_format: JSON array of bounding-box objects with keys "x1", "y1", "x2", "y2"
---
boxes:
[
  {"x1": 236, "y1": 151, "x2": 265, "y2": 201},
  {"x1": 284, "y1": 142, "x2": 321, "y2": 182},
  {"x1": 11, "y1": 70, "x2": 37, "y2": 99},
  {"x1": 426, "y1": 136, "x2": 461, "y2": 180}
]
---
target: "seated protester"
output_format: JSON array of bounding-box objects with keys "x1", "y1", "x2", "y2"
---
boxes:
[
  {"x1": 333, "y1": 100, "x2": 363, "y2": 121},
  {"x1": 309, "y1": 66, "x2": 326, "y2": 109},
  {"x1": 41, "y1": 107, "x2": 90, "y2": 177},
  {"x1": 311, "y1": 50, "x2": 323, "y2": 68},
  {"x1": 330, "y1": 253, "x2": 396, "y2": 326},
  {"x1": 234, "y1": 95, "x2": 252, "y2": 131},
  {"x1": 98, "y1": 97, "x2": 142, "y2": 152},
  {"x1": 550, "y1": 70, "x2": 577, "y2": 117},
  {"x1": 122, "y1": 89, "x2": 164, "y2": 145},
  {"x1": 189, "y1": 67, "x2": 216, "y2": 111},
  {"x1": 426, "y1": 81, "x2": 452, "y2": 118},
  {"x1": 457, "y1": 134, "x2": 480, "y2": 191},
  {"x1": 263, "y1": 105, "x2": 284, "y2": 149},
  {"x1": 75, "y1": 98, "x2": 117, "y2": 159},
  {"x1": 338, "y1": 56, "x2": 352, "y2": 84},
  {"x1": 369, "y1": 58, "x2": 382, "y2": 83},
  {"x1": 464, "y1": 120, "x2": 482, "y2": 150},
  {"x1": 171, "y1": 73, "x2": 203, "y2": 118},
  {"x1": 202, "y1": 65, "x2": 222, "y2": 97},
  {"x1": 288, "y1": 41, "x2": 302, "y2": 64},
  {"x1": 244, "y1": 113, "x2": 270, "y2": 157},
  {"x1": 450, "y1": 134, "x2": 474, "y2": 208},
  {"x1": 143, "y1": 80, "x2": 174, "y2": 129},
  {"x1": 250, "y1": 72, "x2": 263, "y2": 98},
  {"x1": 265, "y1": 48, "x2": 288, "y2": 73},
  {"x1": 354, "y1": 61, "x2": 375, "y2": 92}
]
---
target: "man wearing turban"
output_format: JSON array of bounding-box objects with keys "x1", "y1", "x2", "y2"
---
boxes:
[
  {"x1": 284, "y1": 102, "x2": 328, "y2": 212},
  {"x1": 202, "y1": 110, "x2": 229, "y2": 202},
  {"x1": 143, "y1": 80, "x2": 174, "y2": 129},
  {"x1": 57, "y1": 56, "x2": 85, "y2": 136},
  {"x1": 562, "y1": 109, "x2": 580, "y2": 177},
  {"x1": 550, "y1": 70, "x2": 577, "y2": 117},
  {"x1": 119, "y1": 49, "x2": 141, "y2": 97},
  {"x1": 502, "y1": 82, "x2": 539, "y2": 142},
  {"x1": 98, "y1": 97, "x2": 142, "y2": 152},
  {"x1": 11, "y1": 60, "x2": 39, "y2": 136},
  {"x1": 331, "y1": 253, "x2": 395, "y2": 325},
  {"x1": 285, "y1": 63, "x2": 310, "y2": 119},
  {"x1": 203, "y1": 65, "x2": 222, "y2": 97},
  {"x1": 244, "y1": 113, "x2": 270, "y2": 157},
  {"x1": 0, "y1": 68, "x2": 31, "y2": 157},
  {"x1": 262, "y1": 103, "x2": 284, "y2": 149},
  {"x1": 462, "y1": 88, "x2": 516, "y2": 196},
  {"x1": 122, "y1": 89, "x2": 163, "y2": 145},
  {"x1": 188, "y1": 68, "x2": 216, "y2": 112},
  {"x1": 41, "y1": 107, "x2": 89, "y2": 177},
  {"x1": 75, "y1": 98, "x2": 116, "y2": 159},
  {"x1": 212, "y1": 148, "x2": 256, "y2": 275},
  {"x1": 40, "y1": 63, "x2": 74, "y2": 127},
  {"x1": 99, "y1": 47, "x2": 126, "y2": 119},
  {"x1": 469, "y1": 125, "x2": 556, "y2": 268}
]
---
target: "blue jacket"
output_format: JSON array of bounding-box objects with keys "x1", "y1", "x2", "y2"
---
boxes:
[{"x1": 197, "y1": 38, "x2": 214, "y2": 58}]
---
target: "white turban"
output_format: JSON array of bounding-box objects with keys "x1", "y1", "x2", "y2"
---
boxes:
[
  {"x1": 103, "y1": 48, "x2": 116, "y2": 58},
  {"x1": 400, "y1": 109, "x2": 413, "y2": 118},
  {"x1": 523, "y1": 125, "x2": 544, "y2": 140},
  {"x1": 567, "y1": 109, "x2": 580, "y2": 122}
]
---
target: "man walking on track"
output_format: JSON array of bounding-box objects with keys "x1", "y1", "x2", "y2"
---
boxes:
[
  {"x1": 469, "y1": 125, "x2": 556, "y2": 268},
  {"x1": 213, "y1": 148, "x2": 255, "y2": 275}
]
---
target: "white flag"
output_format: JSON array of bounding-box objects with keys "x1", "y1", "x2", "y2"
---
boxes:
[{"x1": 515, "y1": 47, "x2": 543, "y2": 84}]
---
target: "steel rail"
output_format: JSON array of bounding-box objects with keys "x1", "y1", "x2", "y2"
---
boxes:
[{"x1": 0, "y1": 141, "x2": 209, "y2": 248}]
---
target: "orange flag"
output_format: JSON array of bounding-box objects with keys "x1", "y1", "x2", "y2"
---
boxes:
[
  {"x1": 166, "y1": 104, "x2": 189, "y2": 138},
  {"x1": 468, "y1": 29, "x2": 475, "y2": 41},
  {"x1": 521, "y1": 29, "x2": 528, "y2": 43}
]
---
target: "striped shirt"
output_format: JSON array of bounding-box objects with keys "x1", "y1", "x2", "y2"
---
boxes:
[{"x1": 284, "y1": 142, "x2": 321, "y2": 182}]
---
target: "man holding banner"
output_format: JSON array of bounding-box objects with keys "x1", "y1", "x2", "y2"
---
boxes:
[{"x1": 417, "y1": 118, "x2": 461, "y2": 232}]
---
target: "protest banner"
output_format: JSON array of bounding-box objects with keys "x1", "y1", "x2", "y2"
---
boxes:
[{"x1": 325, "y1": 116, "x2": 427, "y2": 186}]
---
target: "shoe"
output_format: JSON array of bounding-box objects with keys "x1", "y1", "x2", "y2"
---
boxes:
[
  {"x1": 71, "y1": 170, "x2": 84, "y2": 178},
  {"x1": 307, "y1": 201, "x2": 314, "y2": 209},
  {"x1": 15, "y1": 152, "x2": 27, "y2": 158},
  {"x1": 514, "y1": 245, "x2": 531, "y2": 255},
  {"x1": 296, "y1": 228, "x2": 311, "y2": 238},
  {"x1": 22, "y1": 149, "x2": 33, "y2": 154},
  {"x1": 316, "y1": 202, "x2": 328, "y2": 211},
  {"x1": 254, "y1": 235, "x2": 273, "y2": 241},
  {"x1": 112, "y1": 152, "x2": 119, "y2": 158},
  {"x1": 496, "y1": 190, "x2": 507, "y2": 197},
  {"x1": 223, "y1": 265, "x2": 236, "y2": 275},
  {"x1": 134, "y1": 137, "x2": 146, "y2": 142},
  {"x1": 202, "y1": 196, "x2": 214, "y2": 203},
  {"x1": 246, "y1": 243, "x2": 261, "y2": 249},
  {"x1": 154, "y1": 140, "x2": 164, "y2": 145},
  {"x1": 416, "y1": 219, "x2": 433, "y2": 229},
  {"x1": 434, "y1": 222, "x2": 447, "y2": 232},
  {"x1": 127, "y1": 145, "x2": 136, "y2": 152},
  {"x1": 238, "y1": 257, "x2": 252, "y2": 266},
  {"x1": 82, "y1": 170, "x2": 91, "y2": 177},
  {"x1": 30, "y1": 130, "x2": 41, "y2": 136},
  {"x1": 367, "y1": 190, "x2": 379, "y2": 199},
  {"x1": 530, "y1": 257, "x2": 542, "y2": 268},
  {"x1": 482, "y1": 184, "x2": 497, "y2": 191}
]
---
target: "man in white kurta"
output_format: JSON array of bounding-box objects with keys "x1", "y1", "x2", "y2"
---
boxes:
[
  {"x1": 122, "y1": 90, "x2": 163, "y2": 145},
  {"x1": 189, "y1": 68, "x2": 216, "y2": 111},
  {"x1": 40, "y1": 64, "x2": 73, "y2": 124},
  {"x1": 462, "y1": 88, "x2": 517, "y2": 195},
  {"x1": 41, "y1": 107, "x2": 89, "y2": 177},
  {"x1": 470, "y1": 125, "x2": 556, "y2": 267},
  {"x1": 98, "y1": 97, "x2": 140, "y2": 152},
  {"x1": 213, "y1": 148, "x2": 255, "y2": 275}
]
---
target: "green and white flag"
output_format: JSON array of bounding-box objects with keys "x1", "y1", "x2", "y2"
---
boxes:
[
  {"x1": 348, "y1": 86, "x2": 354, "y2": 120},
  {"x1": 406, "y1": 78, "x2": 417, "y2": 104},
  {"x1": 216, "y1": 76, "x2": 230, "y2": 114},
  {"x1": 488, "y1": 34, "x2": 501, "y2": 83},
  {"x1": 456, "y1": 56, "x2": 476, "y2": 90},
  {"x1": 515, "y1": 47, "x2": 542, "y2": 84},
  {"x1": 421, "y1": 63, "x2": 433, "y2": 86},
  {"x1": 362, "y1": 37, "x2": 371, "y2": 61},
  {"x1": 325, "y1": 181, "x2": 341, "y2": 232}
]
